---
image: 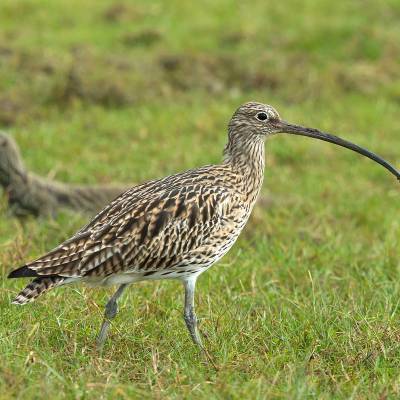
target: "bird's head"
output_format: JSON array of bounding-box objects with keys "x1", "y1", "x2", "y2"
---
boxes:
[
  {"x1": 229, "y1": 102, "x2": 281, "y2": 137},
  {"x1": 228, "y1": 102, "x2": 400, "y2": 181}
]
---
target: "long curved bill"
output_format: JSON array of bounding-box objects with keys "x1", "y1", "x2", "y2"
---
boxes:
[{"x1": 273, "y1": 120, "x2": 400, "y2": 181}]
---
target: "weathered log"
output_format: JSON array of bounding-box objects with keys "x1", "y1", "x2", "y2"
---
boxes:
[{"x1": 0, "y1": 132, "x2": 130, "y2": 217}]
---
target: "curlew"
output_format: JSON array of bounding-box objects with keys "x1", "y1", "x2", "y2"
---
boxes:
[{"x1": 8, "y1": 102, "x2": 400, "y2": 352}]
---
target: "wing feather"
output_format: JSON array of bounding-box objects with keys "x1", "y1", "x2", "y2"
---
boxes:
[{"x1": 23, "y1": 184, "x2": 240, "y2": 278}]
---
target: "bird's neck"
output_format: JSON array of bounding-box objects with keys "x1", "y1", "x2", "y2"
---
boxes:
[{"x1": 223, "y1": 134, "x2": 265, "y2": 205}]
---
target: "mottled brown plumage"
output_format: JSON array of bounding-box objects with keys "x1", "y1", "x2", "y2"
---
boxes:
[
  {"x1": 8, "y1": 101, "x2": 399, "y2": 351},
  {"x1": 10, "y1": 103, "x2": 274, "y2": 296}
]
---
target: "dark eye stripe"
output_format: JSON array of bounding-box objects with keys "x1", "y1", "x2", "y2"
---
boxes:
[{"x1": 256, "y1": 112, "x2": 268, "y2": 121}]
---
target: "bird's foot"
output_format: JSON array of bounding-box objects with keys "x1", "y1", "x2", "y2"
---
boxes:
[{"x1": 96, "y1": 319, "x2": 111, "y2": 352}]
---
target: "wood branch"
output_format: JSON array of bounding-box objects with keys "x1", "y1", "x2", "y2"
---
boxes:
[{"x1": 0, "y1": 132, "x2": 130, "y2": 217}]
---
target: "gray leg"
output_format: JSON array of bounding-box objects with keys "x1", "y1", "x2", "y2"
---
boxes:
[
  {"x1": 96, "y1": 284, "x2": 128, "y2": 350},
  {"x1": 183, "y1": 276, "x2": 203, "y2": 347},
  {"x1": 183, "y1": 276, "x2": 218, "y2": 369}
]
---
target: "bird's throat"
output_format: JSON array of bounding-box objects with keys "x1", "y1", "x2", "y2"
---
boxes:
[{"x1": 223, "y1": 136, "x2": 265, "y2": 204}]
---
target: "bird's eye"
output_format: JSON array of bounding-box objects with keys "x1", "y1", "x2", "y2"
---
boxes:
[{"x1": 256, "y1": 112, "x2": 268, "y2": 121}]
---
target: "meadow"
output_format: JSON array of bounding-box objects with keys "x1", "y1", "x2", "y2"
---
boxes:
[{"x1": 0, "y1": 0, "x2": 399, "y2": 398}]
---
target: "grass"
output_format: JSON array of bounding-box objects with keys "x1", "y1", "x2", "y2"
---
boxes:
[{"x1": 0, "y1": 0, "x2": 399, "y2": 398}]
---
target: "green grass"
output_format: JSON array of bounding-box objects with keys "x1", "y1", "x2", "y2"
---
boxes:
[{"x1": 1, "y1": 0, "x2": 400, "y2": 398}]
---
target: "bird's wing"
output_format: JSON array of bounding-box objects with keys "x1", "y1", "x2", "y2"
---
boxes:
[{"x1": 18, "y1": 184, "x2": 243, "y2": 278}]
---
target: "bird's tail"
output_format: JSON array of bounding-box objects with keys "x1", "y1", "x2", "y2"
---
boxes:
[{"x1": 12, "y1": 276, "x2": 65, "y2": 305}]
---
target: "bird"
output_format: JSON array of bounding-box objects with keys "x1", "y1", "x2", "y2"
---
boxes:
[{"x1": 7, "y1": 102, "x2": 400, "y2": 352}]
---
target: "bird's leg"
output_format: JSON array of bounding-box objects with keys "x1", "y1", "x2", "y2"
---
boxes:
[
  {"x1": 182, "y1": 277, "x2": 218, "y2": 369},
  {"x1": 96, "y1": 283, "x2": 128, "y2": 351},
  {"x1": 183, "y1": 276, "x2": 203, "y2": 347}
]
